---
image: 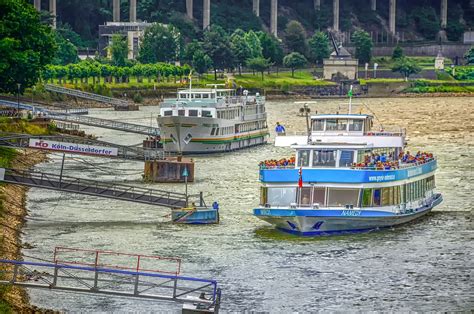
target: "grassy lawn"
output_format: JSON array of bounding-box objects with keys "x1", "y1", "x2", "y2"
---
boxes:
[
  {"x1": 233, "y1": 71, "x2": 335, "y2": 89},
  {"x1": 371, "y1": 56, "x2": 454, "y2": 70}
]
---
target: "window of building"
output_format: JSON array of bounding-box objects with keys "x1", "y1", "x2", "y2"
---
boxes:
[
  {"x1": 267, "y1": 187, "x2": 297, "y2": 207},
  {"x1": 312, "y1": 119, "x2": 324, "y2": 131},
  {"x1": 361, "y1": 189, "x2": 372, "y2": 207},
  {"x1": 373, "y1": 189, "x2": 381, "y2": 206},
  {"x1": 298, "y1": 150, "x2": 311, "y2": 167},
  {"x1": 327, "y1": 188, "x2": 359, "y2": 207},
  {"x1": 189, "y1": 109, "x2": 198, "y2": 117},
  {"x1": 164, "y1": 110, "x2": 172, "y2": 116},
  {"x1": 349, "y1": 119, "x2": 364, "y2": 131},
  {"x1": 312, "y1": 150, "x2": 336, "y2": 167}
]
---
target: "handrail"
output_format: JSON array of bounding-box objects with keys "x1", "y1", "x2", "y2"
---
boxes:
[{"x1": 45, "y1": 84, "x2": 130, "y2": 107}]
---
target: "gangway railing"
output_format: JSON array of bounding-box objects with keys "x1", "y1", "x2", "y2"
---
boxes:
[
  {"x1": 0, "y1": 133, "x2": 170, "y2": 161},
  {"x1": 0, "y1": 249, "x2": 221, "y2": 311},
  {"x1": 45, "y1": 84, "x2": 130, "y2": 109},
  {"x1": 47, "y1": 112, "x2": 161, "y2": 136},
  {"x1": 0, "y1": 99, "x2": 87, "y2": 115},
  {"x1": 0, "y1": 168, "x2": 198, "y2": 209}
]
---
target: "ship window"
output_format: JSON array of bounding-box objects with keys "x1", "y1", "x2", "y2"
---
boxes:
[
  {"x1": 395, "y1": 185, "x2": 401, "y2": 204},
  {"x1": 373, "y1": 189, "x2": 381, "y2": 206},
  {"x1": 312, "y1": 187, "x2": 325, "y2": 206},
  {"x1": 164, "y1": 110, "x2": 172, "y2": 116},
  {"x1": 327, "y1": 188, "x2": 359, "y2": 207},
  {"x1": 339, "y1": 150, "x2": 354, "y2": 167},
  {"x1": 267, "y1": 187, "x2": 297, "y2": 207},
  {"x1": 312, "y1": 150, "x2": 336, "y2": 167},
  {"x1": 337, "y1": 119, "x2": 348, "y2": 131},
  {"x1": 297, "y1": 150, "x2": 311, "y2": 167},
  {"x1": 326, "y1": 119, "x2": 338, "y2": 131},
  {"x1": 401, "y1": 184, "x2": 406, "y2": 203},
  {"x1": 189, "y1": 109, "x2": 198, "y2": 117},
  {"x1": 382, "y1": 187, "x2": 391, "y2": 206},
  {"x1": 361, "y1": 189, "x2": 372, "y2": 207},
  {"x1": 203, "y1": 94, "x2": 209, "y2": 99},
  {"x1": 349, "y1": 119, "x2": 363, "y2": 131},
  {"x1": 194, "y1": 94, "x2": 202, "y2": 99},
  {"x1": 202, "y1": 110, "x2": 212, "y2": 118},
  {"x1": 210, "y1": 128, "x2": 215, "y2": 135},
  {"x1": 299, "y1": 187, "x2": 312, "y2": 207},
  {"x1": 178, "y1": 109, "x2": 185, "y2": 116},
  {"x1": 312, "y1": 119, "x2": 324, "y2": 131}
]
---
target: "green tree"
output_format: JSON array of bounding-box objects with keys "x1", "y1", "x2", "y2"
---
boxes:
[
  {"x1": 244, "y1": 30, "x2": 263, "y2": 58},
  {"x1": 283, "y1": 52, "x2": 307, "y2": 77},
  {"x1": 257, "y1": 31, "x2": 283, "y2": 65},
  {"x1": 230, "y1": 29, "x2": 252, "y2": 75},
  {"x1": 246, "y1": 57, "x2": 272, "y2": 80},
  {"x1": 352, "y1": 30, "x2": 373, "y2": 64},
  {"x1": 411, "y1": 6, "x2": 440, "y2": 40},
  {"x1": 202, "y1": 25, "x2": 235, "y2": 80},
  {"x1": 308, "y1": 31, "x2": 330, "y2": 65},
  {"x1": 392, "y1": 45, "x2": 404, "y2": 60},
  {"x1": 53, "y1": 31, "x2": 79, "y2": 65},
  {"x1": 391, "y1": 57, "x2": 422, "y2": 81},
  {"x1": 108, "y1": 34, "x2": 128, "y2": 66},
  {"x1": 183, "y1": 40, "x2": 202, "y2": 64},
  {"x1": 192, "y1": 50, "x2": 213, "y2": 77},
  {"x1": 0, "y1": 0, "x2": 56, "y2": 94},
  {"x1": 138, "y1": 23, "x2": 180, "y2": 64},
  {"x1": 284, "y1": 20, "x2": 307, "y2": 56},
  {"x1": 464, "y1": 46, "x2": 474, "y2": 65}
]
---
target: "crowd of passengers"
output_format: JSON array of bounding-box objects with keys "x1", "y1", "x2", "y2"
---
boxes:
[
  {"x1": 352, "y1": 151, "x2": 434, "y2": 170},
  {"x1": 259, "y1": 156, "x2": 295, "y2": 169}
]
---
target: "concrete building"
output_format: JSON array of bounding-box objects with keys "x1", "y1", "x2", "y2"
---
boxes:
[
  {"x1": 271, "y1": 0, "x2": 278, "y2": 37},
  {"x1": 333, "y1": 0, "x2": 339, "y2": 32},
  {"x1": 253, "y1": 0, "x2": 260, "y2": 16},
  {"x1": 99, "y1": 22, "x2": 152, "y2": 59},
  {"x1": 203, "y1": 0, "x2": 210, "y2": 30},
  {"x1": 389, "y1": 0, "x2": 396, "y2": 34},
  {"x1": 186, "y1": 0, "x2": 193, "y2": 19},
  {"x1": 323, "y1": 47, "x2": 358, "y2": 81}
]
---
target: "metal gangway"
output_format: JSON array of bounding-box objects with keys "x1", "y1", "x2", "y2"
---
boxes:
[
  {"x1": 47, "y1": 112, "x2": 160, "y2": 136},
  {"x1": 0, "y1": 247, "x2": 221, "y2": 312},
  {"x1": 45, "y1": 84, "x2": 130, "y2": 109},
  {"x1": 0, "y1": 168, "x2": 206, "y2": 209},
  {"x1": 0, "y1": 133, "x2": 169, "y2": 161},
  {"x1": 0, "y1": 99, "x2": 87, "y2": 115}
]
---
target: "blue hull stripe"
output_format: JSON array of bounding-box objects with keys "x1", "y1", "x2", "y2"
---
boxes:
[{"x1": 277, "y1": 226, "x2": 390, "y2": 236}]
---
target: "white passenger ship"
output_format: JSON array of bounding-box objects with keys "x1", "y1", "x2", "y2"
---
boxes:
[
  {"x1": 253, "y1": 113, "x2": 442, "y2": 236},
  {"x1": 158, "y1": 88, "x2": 269, "y2": 153}
]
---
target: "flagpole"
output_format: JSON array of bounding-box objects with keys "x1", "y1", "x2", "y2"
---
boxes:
[{"x1": 348, "y1": 84, "x2": 353, "y2": 114}]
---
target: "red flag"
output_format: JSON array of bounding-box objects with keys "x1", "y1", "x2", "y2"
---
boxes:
[{"x1": 298, "y1": 167, "x2": 303, "y2": 188}]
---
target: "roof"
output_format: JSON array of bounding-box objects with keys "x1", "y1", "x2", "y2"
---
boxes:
[
  {"x1": 177, "y1": 89, "x2": 234, "y2": 93},
  {"x1": 311, "y1": 114, "x2": 373, "y2": 120}
]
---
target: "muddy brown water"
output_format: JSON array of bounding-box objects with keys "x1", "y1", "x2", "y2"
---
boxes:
[{"x1": 23, "y1": 97, "x2": 473, "y2": 311}]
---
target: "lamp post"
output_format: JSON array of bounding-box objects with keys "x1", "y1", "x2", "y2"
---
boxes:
[{"x1": 16, "y1": 83, "x2": 21, "y2": 115}]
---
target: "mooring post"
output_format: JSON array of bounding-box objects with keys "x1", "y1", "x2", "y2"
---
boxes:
[
  {"x1": 58, "y1": 153, "x2": 65, "y2": 189},
  {"x1": 200, "y1": 192, "x2": 203, "y2": 207}
]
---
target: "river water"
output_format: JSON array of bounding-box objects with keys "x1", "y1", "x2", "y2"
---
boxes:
[{"x1": 23, "y1": 97, "x2": 473, "y2": 312}]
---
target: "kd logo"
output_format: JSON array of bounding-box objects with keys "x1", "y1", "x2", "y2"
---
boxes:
[{"x1": 35, "y1": 141, "x2": 48, "y2": 148}]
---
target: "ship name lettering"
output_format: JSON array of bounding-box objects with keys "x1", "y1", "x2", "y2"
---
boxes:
[{"x1": 341, "y1": 210, "x2": 362, "y2": 216}]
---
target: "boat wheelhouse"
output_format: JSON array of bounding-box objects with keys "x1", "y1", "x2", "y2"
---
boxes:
[
  {"x1": 158, "y1": 88, "x2": 269, "y2": 154},
  {"x1": 254, "y1": 114, "x2": 442, "y2": 236}
]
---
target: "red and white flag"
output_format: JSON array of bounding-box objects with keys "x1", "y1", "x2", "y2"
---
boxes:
[{"x1": 298, "y1": 166, "x2": 303, "y2": 188}]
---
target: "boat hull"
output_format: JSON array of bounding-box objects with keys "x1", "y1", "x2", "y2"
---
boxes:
[
  {"x1": 253, "y1": 193, "x2": 442, "y2": 236},
  {"x1": 172, "y1": 208, "x2": 219, "y2": 224}
]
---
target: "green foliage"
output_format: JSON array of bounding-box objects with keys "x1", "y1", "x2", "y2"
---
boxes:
[
  {"x1": 132, "y1": 92, "x2": 143, "y2": 103},
  {"x1": 192, "y1": 50, "x2": 213, "y2": 75},
  {"x1": 52, "y1": 30, "x2": 79, "y2": 65},
  {"x1": 246, "y1": 57, "x2": 272, "y2": 80},
  {"x1": 0, "y1": 147, "x2": 17, "y2": 168},
  {"x1": 257, "y1": 32, "x2": 284, "y2": 66},
  {"x1": 411, "y1": 6, "x2": 440, "y2": 40},
  {"x1": 202, "y1": 25, "x2": 234, "y2": 79},
  {"x1": 352, "y1": 30, "x2": 373, "y2": 64},
  {"x1": 436, "y1": 71, "x2": 455, "y2": 81},
  {"x1": 312, "y1": 7, "x2": 332, "y2": 31},
  {"x1": 230, "y1": 29, "x2": 252, "y2": 73},
  {"x1": 244, "y1": 30, "x2": 263, "y2": 59},
  {"x1": 391, "y1": 57, "x2": 422, "y2": 80},
  {"x1": 283, "y1": 52, "x2": 308, "y2": 77},
  {"x1": 183, "y1": 40, "x2": 203, "y2": 64},
  {"x1": 465, "y1": 47, "x2": 474, "y2": 65},
  {"x1": 392, "y1": 45, "x2": 404, "y2": 60},
  {"x1": 284, "y1": 20, "x2": 307, "y2": 56},
  {"x1": 56, "y1": 22, "x2": 85, "y2": 48},
  {"x1": 0, "y1": 0, "x2": 56, "y2": 94},
  {"x1": 211, "y1": 1, "x2": 262, "y2": 33},
  {"x1": 308, "y1": 31, "x2": 330, "y2": 65},
  {"x1": 453, "y1": 67, "x2": 474, "y2": 80},
  {"x1": 108, "y1": 34, "x2": 128, "y2": 66},
  {"x1": 138, "y1": 23, "x2": 181, "y2": 64}
]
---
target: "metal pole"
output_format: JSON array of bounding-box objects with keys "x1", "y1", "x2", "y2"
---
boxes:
[
  {"x1": 304, "y1": 104, "x2": 310, "y2": 143},
  {"x1": 17, "y1": 83, "x2": 20, "y2": 114},
  {"x1": 185, "y1": 173, "x2": 188, "y2": 207},
  {"x1": 58, "y1": 153, "x2": 65, "y2": 189}
]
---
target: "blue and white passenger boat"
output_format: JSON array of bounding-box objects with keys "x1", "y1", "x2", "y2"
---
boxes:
[{"x1": 253, "y1": 110, "x2": 442, "y2": 236}]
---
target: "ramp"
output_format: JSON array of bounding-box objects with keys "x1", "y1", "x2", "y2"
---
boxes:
[
  {"x1": 0, "y1": 168, "x2": 199, "y2": 209},
  {"x1": 0, "y1": 99, "x2": 88, "y2": 115},
  {"x1": 45, "y1": 84, "x2": 130, "y2": 109}
]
